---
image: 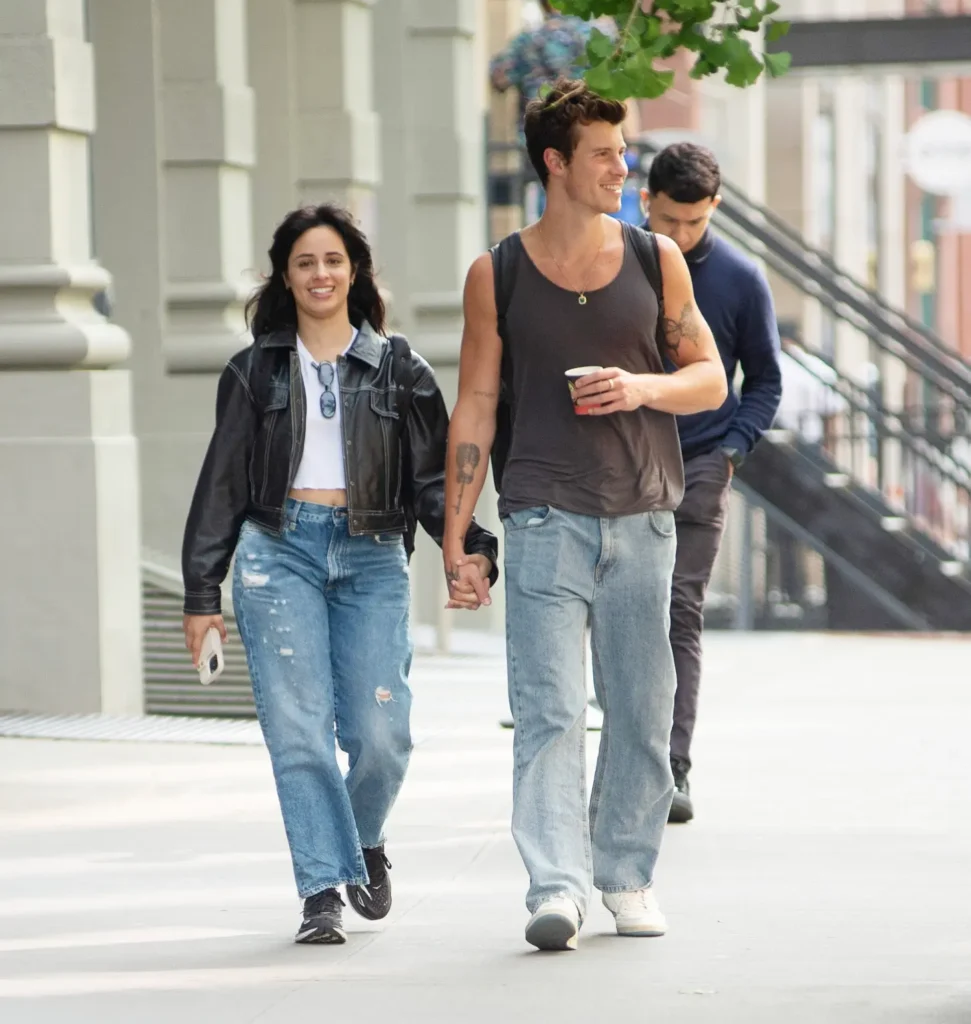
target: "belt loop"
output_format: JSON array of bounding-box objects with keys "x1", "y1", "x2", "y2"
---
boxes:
[{"x1": 286, "y1": 500, "x2": 302, "y2": 528}]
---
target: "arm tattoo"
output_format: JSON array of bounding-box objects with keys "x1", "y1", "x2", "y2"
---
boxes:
[
  {"x1": 662, "y1": 301, "x2": 702, "y2": 362},
  {"x1": 453, "y1": 442, "x2": 481, "y2": 515},
  {"x1": 473, "y1": 390, "x2": 498, "y2": 399}
]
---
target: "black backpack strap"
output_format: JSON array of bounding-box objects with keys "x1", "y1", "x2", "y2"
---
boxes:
[
  {"x1": 388, "y1": 333, "x2": 418, "y2": 557},
  {"x1": 491, "y1": 234, "x2": 521, "y2": 350},
  {"x1": 624, "y1": 222, "x2": 668, "y2": 359},
  {"x1": 489, "y1": 234, "x2": 521, "y2": 491},
  {"x1": 388, "y1": 333, "x2": 414, "y2": 437}
]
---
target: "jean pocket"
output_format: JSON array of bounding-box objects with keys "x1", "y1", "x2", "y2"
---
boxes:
[
  {"x1": 648, "y1": 509, "x2": 676, "y2": 538},
  {"x1": 373, "y1": 531, "x2": 404, "y2": 545},
  {"x1": 502, "y1": 505, "x2": 553, "y2": 531},
  {"x1": 239, "y1": 518, "x2": 272, "y2": 540}
]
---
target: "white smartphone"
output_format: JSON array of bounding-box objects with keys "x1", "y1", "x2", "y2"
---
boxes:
[{"x1": 198, "y1": 627, "x2": 225, "y2": 686}]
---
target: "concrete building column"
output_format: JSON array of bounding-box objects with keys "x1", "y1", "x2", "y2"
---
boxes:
[
  {"x1": 158, "y1": 0, "x2": 255, "y2": 373},
  {"x1": 375, "y1": 0, "x2": 500, "y2": 640},
  {"x1": 88, "y1": 0, "x2": 217, "y2": 564},
  {"x1": 247, "y1": 0, "x2": 297, "y2": 263},
  {"x1": 249, "y1": 0, "x2": 379, "y2": 265},
  {"x1": 486, "y1": 0, "x2": 525, "y2": 244},
  {"x1": 404, "y1": 0, "x2": 484, "y2": 362},
  {"x1": 292, "y1": 0, "x2": 379, "y2": 235},
  {"x1": 375, "y1": 0, "x2": 484, "y2": 354},
  {"x1": 0, "y1": 0, "x2": 143, "y2": 714}
]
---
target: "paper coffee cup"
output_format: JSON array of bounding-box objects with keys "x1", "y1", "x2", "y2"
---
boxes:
[{"x1": 564, "y1": 365, "x2": 603, "y2": 398}]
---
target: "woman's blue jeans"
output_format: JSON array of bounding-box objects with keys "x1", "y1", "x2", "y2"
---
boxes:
[{"x1": 233, "y1": 500, "x2": 413, "y2": 898}]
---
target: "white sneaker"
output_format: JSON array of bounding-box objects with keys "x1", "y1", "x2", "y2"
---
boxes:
[
  {"x1": 602, "y1": 888, "x2": 667, "y2": 937},
  {"x1": 525, "y1": 896, "x2": 580, "y2": 951}
]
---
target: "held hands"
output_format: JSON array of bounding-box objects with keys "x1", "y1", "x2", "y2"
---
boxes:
[
  {"x1": 571, "y1": 368, "x2": 654, "y2": 415},
  {"x1": 183, "y1": 614, "x2": 228, "y2": 668},
  {"x1": 443, "y1": 552, "x2": 493, "y2": 611}
]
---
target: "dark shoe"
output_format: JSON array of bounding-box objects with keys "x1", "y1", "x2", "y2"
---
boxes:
[
  {"x1": 346, "y1": 845, "x2": 392, "y2": 921},
  {"x1": 668, "y1": 757, "x2": 694, "y2": 824},
  {"x1": 295, "y1": 888, "x2": 346, "y2": 944}
]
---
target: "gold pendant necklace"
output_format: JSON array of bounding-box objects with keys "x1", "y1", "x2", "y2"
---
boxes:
[{"x1": 538, "y1": 224, "x2": 603, "y2": 306}]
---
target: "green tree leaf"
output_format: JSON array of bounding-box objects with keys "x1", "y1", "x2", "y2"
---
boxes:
[
  {"x1": 764, "y1": 50, "x2": 792, "y2": 77},
  {"x1": 584, "y1": 59, "x2": 616, "y2": 96},
  {"x1": 632, "y1": 12, "x2": 661, "y2": 41},
  {"x1": 766, "y1": 19, "x2": 791, "y2": 43},
  {"x1": 551, "y1": 0, "x2": 790, "y2": 100},
  {"x1": 639, "y1": 68, "x2": 676, "y2": 98},
  {"x1": 586, "y1": 26, "x2": 616, "y2": 63}
]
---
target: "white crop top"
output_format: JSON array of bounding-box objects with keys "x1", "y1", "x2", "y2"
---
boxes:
[{"x1": 291, "y1": 331, "x2": 357, "y2": 490}]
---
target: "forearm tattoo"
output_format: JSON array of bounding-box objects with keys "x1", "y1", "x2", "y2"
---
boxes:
[
  {"x1": 454, "y1": 442, "x2": 481, "y2": 515},
  {"x1": 662, "y1": 301, "x2": 702, "y2": 361}
]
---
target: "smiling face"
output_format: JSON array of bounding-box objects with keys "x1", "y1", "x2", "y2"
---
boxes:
[
  {"x1": 547, "y1": 120, "x2": 628, "y2": 214},
  {"x1": 283, "y1": 225, "x2": 354, "y2": 323},
  {"x1": 643, "y1": 190, "x2": 721, "y2": 254}
]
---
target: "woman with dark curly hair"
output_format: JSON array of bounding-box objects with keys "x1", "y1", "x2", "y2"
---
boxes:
[{"x1": 181, "y1": 204, "x2": 497, "y2": 944}]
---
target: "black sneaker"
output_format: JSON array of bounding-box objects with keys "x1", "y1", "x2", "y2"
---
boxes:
[
  {"x1": 346, "y1": 845, "x2": 393, "y2": 921},
  {"x1": 295, "y1": 888, "x2": 346, "y2": 944},
  {"x1": 668, "y1": 757, "x2": 694, "y2": 823}
]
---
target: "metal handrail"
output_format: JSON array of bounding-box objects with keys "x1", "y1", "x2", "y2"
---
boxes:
[
  {"x1": 634, "y1": 137, "x2": 971, "y2": 377},
  {"x1": 710, "y1": 213, "x2": 971, "y2": 416},
  {"x1": 485, "y1": 142, "x2": 971, "y2": 561},
  {"x1": 784, "y1": 347, "x2": 971, "y2": 494},
  {"x1": 777, "y1": 344, "x2": 970, "y2": 562}
]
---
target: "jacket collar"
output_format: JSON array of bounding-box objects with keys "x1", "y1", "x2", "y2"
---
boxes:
[
  {"x1": 682, "y1": 226, "x2": 716, "y2": 265},
  {"x1": 347, "y1": 320, "x2": 384, "y2": 368},
  {"x1": 640, "y1": 220, "x2": 717, "y2": 265},
  {"x1": 259, "y1": 320, "x2": 385, "y2": 368}
]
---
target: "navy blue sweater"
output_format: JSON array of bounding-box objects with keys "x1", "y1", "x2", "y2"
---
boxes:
[{"x1": 644, "y1": 224, "x2": 782, "y2": 463}]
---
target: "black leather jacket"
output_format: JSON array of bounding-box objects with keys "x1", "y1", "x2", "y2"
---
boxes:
[{"x1": 182, "y1": 321, "x2": 498, "y2": 615}]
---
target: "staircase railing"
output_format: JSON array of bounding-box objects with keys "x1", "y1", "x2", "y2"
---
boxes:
[
  {"x1": 486, "y1": 140, "x2": 971, "y2": 567},
  {"x1": 630, "y1": 139, "x2": 971, "y2": 415},
  {"x1": 778, "y1": 345, "x2": 971, "y2": 564}
]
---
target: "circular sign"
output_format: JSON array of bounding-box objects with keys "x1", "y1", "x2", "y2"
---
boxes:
[{"x1": 903, "y1": 110, "x2": 971, "y2": 196}]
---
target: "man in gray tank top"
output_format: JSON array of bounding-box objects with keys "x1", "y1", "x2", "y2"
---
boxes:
[{"x1": 443, "y1": 79, "x2": 727, "y2": 952}]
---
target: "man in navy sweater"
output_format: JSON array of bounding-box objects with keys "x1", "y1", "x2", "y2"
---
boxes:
[{"x1": 641, "y1": 143, "x2": 782, "y2": 822}]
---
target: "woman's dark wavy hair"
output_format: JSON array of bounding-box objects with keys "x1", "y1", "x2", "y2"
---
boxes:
[{"x1": 245, "y1": 204, "x2": 386, "y2": 338}]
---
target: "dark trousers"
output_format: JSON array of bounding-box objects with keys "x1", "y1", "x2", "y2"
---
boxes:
[{"x1": 669, "y1": 449, "x2": 733, "y2": 769}]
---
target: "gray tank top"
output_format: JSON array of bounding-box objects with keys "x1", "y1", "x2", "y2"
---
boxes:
[{"x1": 498, "y1": 228, "x2": 685, "y2": 517}]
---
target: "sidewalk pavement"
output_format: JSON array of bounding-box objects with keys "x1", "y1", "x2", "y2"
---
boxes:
[{"x1": 0, "y1": 632, "x2": 969, "y2": 1023}]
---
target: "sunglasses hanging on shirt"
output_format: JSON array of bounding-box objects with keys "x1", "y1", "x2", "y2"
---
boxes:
[{"x1": 313, "y1": 361, "x2": 337, "y2": 419}]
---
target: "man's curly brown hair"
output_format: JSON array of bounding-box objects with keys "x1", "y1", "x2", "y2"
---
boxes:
[{"x1": 524, "y1": 78, "x2": 626, "y2": 188}]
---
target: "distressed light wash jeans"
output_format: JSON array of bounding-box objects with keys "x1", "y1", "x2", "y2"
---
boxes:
[
  {"x1": 233, "y1": 500, "x2": 413, "y2": 899},
  {"x1": 503, "y1": 505, "x2": 677, "y2": 919}
]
